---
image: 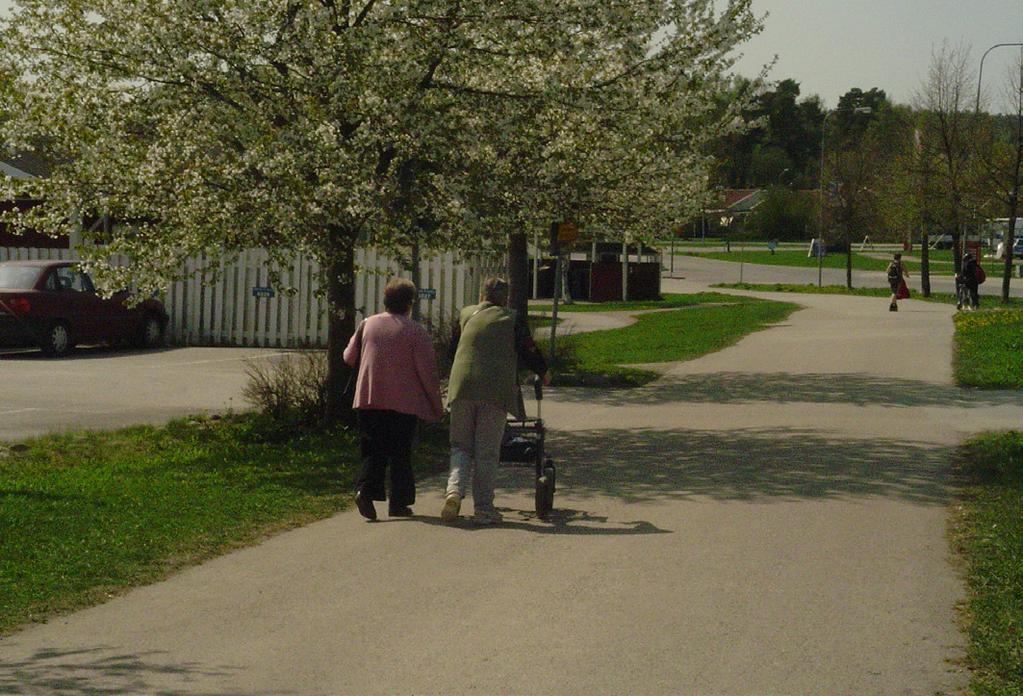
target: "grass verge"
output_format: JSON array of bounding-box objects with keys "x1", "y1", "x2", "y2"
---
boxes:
[
  {"x1": 682, "y1": 249, "x2": 956, "y2": 275},
  {"x1": 953, "y1": 431, "x2": 1023, "y2": 695},
  {"x1": 954, "y1": 309, "x2": 1023, "y2": 389},
  {"x1": 531, "y1": 291, "x2": 760, "y2": 314},
  {"x1": 0, "y1": 413, "x2": 447, "y2": 635},
  {"x1": 552, "y1": 297, "x2": 798, "y2": 387}
]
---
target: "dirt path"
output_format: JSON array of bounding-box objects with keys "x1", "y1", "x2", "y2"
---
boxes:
[{"x1": 4, "y1": 273, "x2": 1022, "y2": 694}]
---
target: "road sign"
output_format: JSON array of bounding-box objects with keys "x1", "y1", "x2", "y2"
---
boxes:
[
  {"x1": 557, "y1": 221, "x2": 578, "y2": 244},
  {"x1": 419, "y1": 288, "x2": 437, "y2": 300},
  {"x1": 251, "y1": 286, "x2": 275, "y2": 299}
]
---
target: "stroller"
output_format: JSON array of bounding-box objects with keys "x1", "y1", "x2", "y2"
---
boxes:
[
  {"x1": 499, "y1": 376, "x2": 557, "y2": 520},
  {"x1": 955, "y1": 273, "x2": 971, "y2": 310}
]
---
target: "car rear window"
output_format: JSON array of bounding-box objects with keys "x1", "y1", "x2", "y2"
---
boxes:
[{"x1": 0, "y1": 266, "x2": 42, "y2": 289}]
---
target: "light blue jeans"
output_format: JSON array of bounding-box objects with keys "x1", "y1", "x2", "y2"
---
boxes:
[{"x1": 447, "y1": 399, "x2": 507, "y2": 512}]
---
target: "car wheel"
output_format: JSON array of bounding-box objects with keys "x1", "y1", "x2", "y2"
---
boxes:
[
  {"x1": 42, "y1": 321, "x2": 73, "y2": 357},
  {"x1": 138, "y1": 314, "x2": 165, "y2": 349}
]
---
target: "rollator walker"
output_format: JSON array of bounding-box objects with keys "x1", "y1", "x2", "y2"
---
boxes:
[{"x1": 499, "y1": 376, "x2": 556, "y2": 520}]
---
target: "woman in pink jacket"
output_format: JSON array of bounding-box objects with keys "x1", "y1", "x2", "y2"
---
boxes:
[{"x1": 343, "y1": 279, "x2": 444, "y2": 520}]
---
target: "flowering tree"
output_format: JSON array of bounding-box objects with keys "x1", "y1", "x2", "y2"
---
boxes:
[
  {"x1": 1, "y1": 0, "x2": 760, "y2": 419},
  {"x1": 455, "y1": 1, "x2": 763, "y2": 317}
]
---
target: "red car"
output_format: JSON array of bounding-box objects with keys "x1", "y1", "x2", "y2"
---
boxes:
[{"x1": 0, "y1": 260, "x2": 168, "y2": 356}]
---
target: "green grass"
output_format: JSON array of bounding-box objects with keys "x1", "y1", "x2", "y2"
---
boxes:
[
  {"x1": 654, "y1": 237, "x2": 727, "y2": 247},
  {"x1": 953, "y1": 431, "x2": 1023, "y2": 695},
  {"x1": 0, "y1": 414, "x2": 446, "y2": 635},
  {"x1": 683, "y1": 249, "x2": 956, "y2": 275},
  {"x1": 531, "y1": 291, "x2": 758, "y2": 314},
  {"x1": 552, "y1": 297, "x2": 799, "y2": 387},
  {"x1": 954, "y1": 309, "x2": 1023, "y2": 389}
]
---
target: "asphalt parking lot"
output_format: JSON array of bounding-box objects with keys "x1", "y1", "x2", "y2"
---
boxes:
[{"x1": 0, "y1": 346, "x2": 290, "y2": 442}]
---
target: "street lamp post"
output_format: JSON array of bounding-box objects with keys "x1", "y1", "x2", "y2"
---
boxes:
[
  {"x1": 975, "y1": 43, "x2": 1023, "y2": 113},
  {"x1": 975, "y1": 43, "x2": 1023, "y2": 304}
]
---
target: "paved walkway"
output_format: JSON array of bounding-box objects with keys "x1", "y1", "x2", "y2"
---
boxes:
[
  {"x1": 665, "y1": 250, "x2": 1023, "y2": 299},
  {"x1": 4, "y1": 264, "x2": 1023, "y2": 694}
]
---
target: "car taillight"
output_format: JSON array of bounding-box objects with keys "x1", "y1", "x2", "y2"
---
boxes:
[{"x1": 8, "y1": 298, "x2": 31, "y2": 315}]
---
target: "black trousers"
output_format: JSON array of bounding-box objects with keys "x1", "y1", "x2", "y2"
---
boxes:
[
  {"x1": 967, "y1": 282, "x2": 980, "y2": 308},
  {"x1": 356, "y1": 409, "x2": 418, "y2": 508}
]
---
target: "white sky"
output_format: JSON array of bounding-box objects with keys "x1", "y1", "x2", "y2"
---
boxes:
[
  {"x1": 733, "y1": 0, "x2": 1023, "y2": 108},
  {"x1": 2, "y1": 0, "x2": 1021, "y2": 109}
]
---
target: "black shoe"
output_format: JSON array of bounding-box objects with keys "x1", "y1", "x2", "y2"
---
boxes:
[
  {"x1": 354, "y1": 489, "x2": 377, "y2": 520},
  {"x1": 889, "y1": 303, "x2": 898, "y2": 312},
  {"x1": 388, "y1": 506, "x2": 414, "y2": 517}
]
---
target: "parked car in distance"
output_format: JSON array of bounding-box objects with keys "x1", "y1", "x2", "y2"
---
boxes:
[
  {"x1": 0, "y1": 260, "x2": 168, "y2": 356},
  {"x1": 930, "y1": 233, "x2": 955, "y2": 250}
]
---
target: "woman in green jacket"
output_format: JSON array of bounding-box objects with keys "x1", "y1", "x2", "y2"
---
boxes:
[{"x1": 442, "y1": 277, "x2": 550, "y2": 525}]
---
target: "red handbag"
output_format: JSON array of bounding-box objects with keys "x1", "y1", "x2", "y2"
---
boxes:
[{"x1": 896, "y1": 279, "x2": 910, "y2": 300}]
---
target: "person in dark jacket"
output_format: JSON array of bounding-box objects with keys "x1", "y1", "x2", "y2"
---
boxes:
[
  {"x1": 441, "y1": 277, "x2": 550, "y2": 525},
  {"x1": 961, "y1": 252, "x2": 980, "y2": 310}
]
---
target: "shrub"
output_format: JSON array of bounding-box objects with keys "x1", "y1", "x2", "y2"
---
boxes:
[{"x1": 243, "y1": 351, "x2": 328, "y2": 425}]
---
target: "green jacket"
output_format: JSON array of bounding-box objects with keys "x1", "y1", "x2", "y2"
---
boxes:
[{"x1": 447, "y1": 302, "x2": 523, "y2": 417}]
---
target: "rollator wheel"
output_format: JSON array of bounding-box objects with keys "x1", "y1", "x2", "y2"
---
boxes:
[
  {"x1": 544, "y1": 458, "x2": 556, "y2": 494},
  {"x1": 535, "y1": 474, "x2": 551, "y2": 520}
]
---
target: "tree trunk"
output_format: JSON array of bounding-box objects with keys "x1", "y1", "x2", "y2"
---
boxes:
[
  {"x1": 410, "y1": 239, "x2": 421, "y2": 321},
  {"x1": 1003, "y1": 194, "x2": 1018, "y2": 304},
  {"x1": 952, "y1": 227, "x2": 962, "y2": 275},
  {"x1": 920, "y1": 231, "x2": 931, "y2": 297},
  {"x1": 323, "y1": 227, "x2": 358, "y2": 424},
  {"x1": 507, "y1": 231, "x2": 529, "y2": 325},
  {"x1": 845, "y1": 234, "x2": 853, "y2": 289}
]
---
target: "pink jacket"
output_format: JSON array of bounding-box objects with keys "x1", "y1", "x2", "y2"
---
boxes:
[{"x1": 343, "y1": 312, "x2": 444, "y2": 422}]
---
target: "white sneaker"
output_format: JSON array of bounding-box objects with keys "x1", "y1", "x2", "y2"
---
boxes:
[
  {"x1": 441, "y1": 493, "x2": 462, "y2": 522},
  {"x1": 471, "y1": 509, "x2": 503, "y2": 526}
]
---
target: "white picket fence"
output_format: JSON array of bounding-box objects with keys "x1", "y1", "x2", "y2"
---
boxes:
[{"x1": 1, "y1": 246, "x2": 504, "y2": 347}]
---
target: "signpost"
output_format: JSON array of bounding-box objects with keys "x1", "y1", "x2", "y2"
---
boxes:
[{"x1": 547, "y1": 221, "x2": 578, "y2": 367}]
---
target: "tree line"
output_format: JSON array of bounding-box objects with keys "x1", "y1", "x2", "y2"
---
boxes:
[{"x1": 704, "y1": 44, "x2": 1022, "y2": 302}]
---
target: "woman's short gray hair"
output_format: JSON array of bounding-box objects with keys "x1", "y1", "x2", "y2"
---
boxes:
[
  {"x1": 481, "y1": 277, "x2": 509, "y2": 305},
  {"x1": 383, "y1": 277, "x2": 416, "y2": 314}
]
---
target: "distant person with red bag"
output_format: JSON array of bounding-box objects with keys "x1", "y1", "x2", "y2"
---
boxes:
[{"x1": 886, "y1": 253, "x2": 910, "y2": 311}]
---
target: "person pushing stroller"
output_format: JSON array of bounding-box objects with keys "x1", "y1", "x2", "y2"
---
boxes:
[{"x1": 956, "y1": 252, "x2": 981, "y2": 311}]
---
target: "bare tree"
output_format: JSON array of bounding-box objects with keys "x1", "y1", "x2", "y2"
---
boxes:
[
  {"x1": 914, "y1": 42, "x2": 986, "y2": 275},
  {"x1": 825, "y1": 119, "x2": 886, "y2": 289},
  {"x1": 975, "y1": 50, "x2": 1023, "y2": 303}
]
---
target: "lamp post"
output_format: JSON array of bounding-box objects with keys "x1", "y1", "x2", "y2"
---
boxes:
[
  {"x1": 975, "y1": 43, "x2": 1023, "y2": 113},
  {"x1": 975, "y1": 42, "x2": 1023, "y2": 303},
  {"x1": 819, "y1": 105, "x2": 873, "y2": 286}
]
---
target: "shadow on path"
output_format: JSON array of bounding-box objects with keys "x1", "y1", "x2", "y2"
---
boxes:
[
  {"x1": 535, "y1": 427, "x2": 953, "y2": 506},
  {"x1": 407, "y1": 504, "x2": 672, "y2": 536},
  {"x1": 0, "y1": 346, "x2": 177, "y2": 362},
  {"x1": 547, "y1": 371, "x2": 1023, "y2": 409},
  {"x1": 0, "y1": 646, "x2": 281, "y2": 696}
]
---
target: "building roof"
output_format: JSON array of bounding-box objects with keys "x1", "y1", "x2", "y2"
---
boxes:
[
  {"x1": 0, "y1": 150, "x2": 53, "y2": 179},
  {"x1": 706, "y1": 189, "x2": 766, "y2": 215}
]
